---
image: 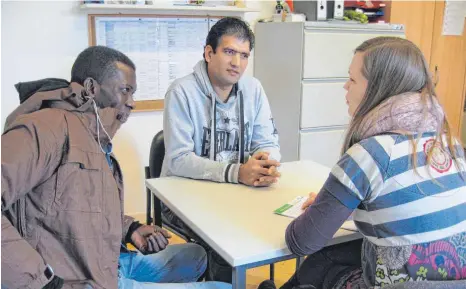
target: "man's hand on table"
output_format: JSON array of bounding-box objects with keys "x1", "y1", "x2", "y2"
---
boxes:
[{"x1": 238, "y1": 152, "x2": 281, "y2": 187}]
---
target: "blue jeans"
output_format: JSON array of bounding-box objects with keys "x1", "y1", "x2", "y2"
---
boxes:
[{"x1": 118, "y1": 243, "x2": 231, "y2": 289}]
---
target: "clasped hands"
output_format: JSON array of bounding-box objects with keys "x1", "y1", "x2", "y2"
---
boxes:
[{"x1": 238, "y1": 152, "x2": 281, "y2": 187}]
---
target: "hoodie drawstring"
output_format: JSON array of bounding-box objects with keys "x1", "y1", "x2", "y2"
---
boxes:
[
  {"x1": 209, "y1": 94, "x2": 216, "y2": 161},
  {"x1": 239, "y1": 91, "x2": 245, "y2": 164}
]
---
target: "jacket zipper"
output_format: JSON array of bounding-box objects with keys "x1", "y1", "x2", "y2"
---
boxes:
[{"x1": 16, "y1": 199, "x2": 26, "y2": 237}]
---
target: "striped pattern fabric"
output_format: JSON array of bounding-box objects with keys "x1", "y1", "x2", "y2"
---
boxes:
[{"x1": 324, "y1": 132, "x2": 466, "y2": 247}]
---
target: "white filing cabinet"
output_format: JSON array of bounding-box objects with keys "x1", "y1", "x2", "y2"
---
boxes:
[{"x1": 254, "y1": 21, "x2": 404, "y2": 168}]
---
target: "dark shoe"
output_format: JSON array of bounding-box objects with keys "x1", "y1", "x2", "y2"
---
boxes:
[{"x1": 258, "y1": 280, "x2": 277, "y2": 289}]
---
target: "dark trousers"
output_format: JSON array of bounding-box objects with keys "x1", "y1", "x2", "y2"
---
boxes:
[
  {"x1": 162, "y1": 207, "x2": 233, "y2": 283},
  {"x1": 281, "y1": 239, "x2": 363, "y2": 289}
]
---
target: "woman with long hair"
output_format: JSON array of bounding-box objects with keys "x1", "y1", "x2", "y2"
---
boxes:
[{"x1": 261, "y1": 37, "x2": 466, "y2": 289}]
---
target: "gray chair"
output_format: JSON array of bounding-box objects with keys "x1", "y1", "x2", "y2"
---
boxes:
[{"x1": 145, "y1": 130, "x2": 192, "y2": 241}]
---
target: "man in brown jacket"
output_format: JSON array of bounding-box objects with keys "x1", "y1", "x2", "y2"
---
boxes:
[{"x1": 1, "y1": 46, "x2": 230, "y2": 289}]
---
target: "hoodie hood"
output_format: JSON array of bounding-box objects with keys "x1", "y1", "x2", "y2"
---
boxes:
[
  {"x1": 5, "y1": 78, "x2": 123, "y2": 145},
  {"x1": 193, "y1": 60, "x2": 215, "y2": 97},
  {"x1": 15, "y1": 78, "x2": 71, "y2": 104}
]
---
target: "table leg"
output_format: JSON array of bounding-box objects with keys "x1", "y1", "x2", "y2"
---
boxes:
[
  {"x1": 145, "y1": 167, "x2": 152, "y2": 225},
  {"x1": 270, "y1": 263, "x2": 275, "y2": 281},
  {"x1": 296, "y1": 257, "x2": 304, "y2": 272},
  {"x1": 232, "y1": 265, "x2": 246, "y2": 289}
]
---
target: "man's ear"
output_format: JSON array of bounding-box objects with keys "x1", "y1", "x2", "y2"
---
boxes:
[
  {"x1": 83, "y1": 77, "x2": 100, "y2": 96},
  {"x1": 204, "y1": 45, "x2": 214, "y2": 63}
]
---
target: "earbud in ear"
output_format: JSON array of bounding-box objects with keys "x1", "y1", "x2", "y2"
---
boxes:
[{"x1": 83, "y1": 78, "x2": 98, "y2": 96}]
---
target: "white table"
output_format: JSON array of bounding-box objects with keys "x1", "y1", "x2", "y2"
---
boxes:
[{"x1": 145, "y1": 161, "x2": 361, "y2": 289}]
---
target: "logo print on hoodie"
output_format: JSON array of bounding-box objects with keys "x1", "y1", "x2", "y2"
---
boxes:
[{"x1": 201, "y1": 122, "x2": 250, "y2": 162}]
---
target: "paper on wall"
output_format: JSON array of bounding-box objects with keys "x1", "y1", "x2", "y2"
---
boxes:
[{"x1": 442, "y1": 0, "x2": 466, "y2": 36}]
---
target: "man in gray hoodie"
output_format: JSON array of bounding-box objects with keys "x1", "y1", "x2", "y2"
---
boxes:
[{"x1": 161, "y1": 17, "x2": 281, "y2": 282}]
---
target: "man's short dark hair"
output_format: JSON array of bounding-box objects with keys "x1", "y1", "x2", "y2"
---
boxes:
[
  {"x1": 71, "y1": 46, "x2": 136, "y2": 85},
  {"x1": 204, "y1": 17, "x2": 255, "y2": 60}
]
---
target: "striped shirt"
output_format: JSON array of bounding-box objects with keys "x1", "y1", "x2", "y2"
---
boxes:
[{"x1": 325, "y1": 132, "x2": 466, "y2": 247}]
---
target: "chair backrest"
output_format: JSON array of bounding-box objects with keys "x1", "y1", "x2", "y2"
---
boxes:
[
  {"x1": 149, "y1": 130, "x2": 165, "y2": 179},
  {"x1": 146, "y1": 130, "x2": 192, "y2": 240}
]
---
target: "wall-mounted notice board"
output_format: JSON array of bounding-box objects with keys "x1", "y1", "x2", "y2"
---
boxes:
[{"x1": 88, "y1": 15, "x2": 220, "y2": 111}]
